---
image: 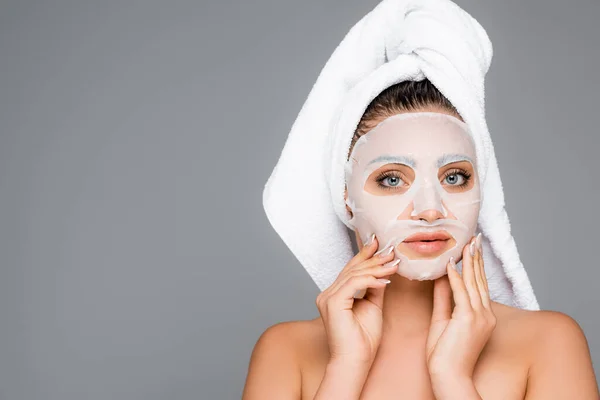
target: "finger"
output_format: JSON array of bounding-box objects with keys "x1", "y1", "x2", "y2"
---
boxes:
[
  {"x1": 478, "y1": 236, "x2": 490, "y2": 293},
  {"x1": 351, "y1": 253, "x2": 398, "y2": 301},
  {"x1": 363, "y1": 262, "x2": 399, "y2": 309},
  {"x1": 462, "y1": 237, "x2": 484, "y2": 311},
  {"x1": 474, "y1": 236, "x2": 491, "y2": 310},
  {"x1": 331, "y1": 235, "x2": 380, "y2": 295},
  {"x1": 360, "y1": 258, "x2": 401, "y2": 277},
  {"x1": 473, "y1": 239, "x2": 489, "y2": 310},
  {"x1": 346, "y1": 234, "x2": 379, "y2": 269},
  {"x1": 317, "y1": 240, "x2": 389, "y2": 310},
  {"x1": 333, "y1": 240, "x2": 393, "y2": 281},
  {"x1": 446, "y1": 256, "x2": 471, "y2": 310},
  {"x1": 344, "y1": 238, "x2": 394, "y2": 281},
  {"x1": 362, "y1": 284, "x2": 386, "y2": 308},
  {"x1": 354, "y1": 245, "x2": 396, "y2": 272},
  {"x1": 333, "y1": 255, "x2": 398, "y2": 295},
  {"x1": 334, "y1": 274, "x2": 391, "y2": 310},
  {"x1": 431, "y1": 272, "x2": 452, "y2": 323}
]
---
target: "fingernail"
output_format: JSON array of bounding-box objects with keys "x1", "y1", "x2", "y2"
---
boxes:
[
  {"x1": 476, "y1": 233, "x2": 482, "y2": 250},
  {"x1": 385, "y1": 259, "x2": 401, "y2": 268},
  {"x1": 377, "y1": 278, "x2": 391, "y2": 284},
  {"x1": 469, "y1": 240, "x2": 476, "y2": 257},
  {"x1": 378, "y1": 245, "x2": 394, "y2": 258},
  {"x1": 449, "y1": 256, "x2": 456, "y2": 270},
  {"x1": 364, "y1": 233, "x2": 375, "y2": 247}
]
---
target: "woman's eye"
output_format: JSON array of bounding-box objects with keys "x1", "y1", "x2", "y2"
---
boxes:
[
  {"x1": 376, "y1": 173, "x2": 406, "y2": 189},
  {"x1": 383, "y1": 176, "x2": 404, "y2": 187},
  {"x1": 443, "y1": 173, "x2": 466, "y2": 186}
]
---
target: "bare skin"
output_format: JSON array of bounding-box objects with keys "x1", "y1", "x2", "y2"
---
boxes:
[
  {"x1": 242, "y1": 108, "x2": 599, "y2": 399},
  {"x1": 292, "y1": 304, "x2": 538, "y2": 399},
  {"x1": 243, "y1": 274, "x2": 599, "y2": 399}
]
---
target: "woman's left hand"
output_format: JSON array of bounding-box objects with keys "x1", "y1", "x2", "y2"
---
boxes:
[{"x1": 425, "y1": 233, "x2": 497, "y2": 391}]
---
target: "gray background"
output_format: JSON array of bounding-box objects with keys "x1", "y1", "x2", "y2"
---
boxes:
[{"x1": 0, "y1": 0, "x2": 598, "y2": 399}]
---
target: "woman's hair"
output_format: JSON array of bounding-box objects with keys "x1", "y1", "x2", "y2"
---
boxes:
[{"x1": 348, "y1": 78, "x2": 462, "y2": 158}]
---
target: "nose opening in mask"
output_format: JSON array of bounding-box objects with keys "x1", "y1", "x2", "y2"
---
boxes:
[{"x1": 409, "y1": 177, "x2": 448, "y2": 218}]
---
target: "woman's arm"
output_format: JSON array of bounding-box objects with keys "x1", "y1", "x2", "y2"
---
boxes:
[
  {"x1": 242, "y1": 323, "x2": 301, "y2": 400},
  {"x1": 524, "y1": 311, "x2": 599, "y2": 399},
  {"x1": 241, "y1": 321, "x2": 372, "y2": 400},
  {"x1": 313, "y1": 358, "x2": 371, "y2": 400}
]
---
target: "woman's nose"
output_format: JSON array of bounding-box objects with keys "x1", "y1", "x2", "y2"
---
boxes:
[{"x1": 411, "y1": 208, "x2": 445, "y2": 223}]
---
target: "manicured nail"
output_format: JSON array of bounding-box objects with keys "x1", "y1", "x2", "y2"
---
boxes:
[
  {"x1": 385, "y1": 259, "x2": 401, "y2": 268},
  {"x1": 475, "y1": 232, "x2": 482, "y2": 250},
  {"x1": 469, "y1": 240, "x2": 476, "y2": 256},
  {"x1": 378, "y1": 245, "x2": 394, "y2": 258},
  {"x1": 448, "y1": 256, "x2": 456, "y2": 270},
  {"x1": 364, "y1": 233, "x2": 375, "y2": 247},
  {"x1": 377, "y1": 278, "x2": 391, "y2": 284}
]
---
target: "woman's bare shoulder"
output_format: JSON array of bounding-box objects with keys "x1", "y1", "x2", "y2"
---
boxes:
[
  {"x1": 243, "y1": 318, "x2": 326, "y2": 398},
  {"x1": 489, "y1": 301, "x2": 585, "y2": 355},
  {"x1": 491, "y1": 301, "x2": 581, "y2": 333},
  {"x1": 249, "y1": 317, "x2": 327, "y2": 361},
  {"x1": 491, "y1": 301, "x2": 598, "y2": 396},
  {"x1": 260, "y1": 317, "x2": 328, "y2": 357}
]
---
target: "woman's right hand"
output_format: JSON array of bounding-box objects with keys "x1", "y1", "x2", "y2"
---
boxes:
[{"x1": 315, "y1": 234, "x2": 400, "y2": 367}]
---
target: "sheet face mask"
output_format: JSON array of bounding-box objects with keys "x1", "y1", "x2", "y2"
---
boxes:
[{"x1": 344, "y1": 111, "x2": 481, "y2": 280}]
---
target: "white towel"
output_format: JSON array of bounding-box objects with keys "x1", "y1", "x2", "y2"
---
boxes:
[{"x1": 262, "y1": 0, "x2": 540, "y2": 310}]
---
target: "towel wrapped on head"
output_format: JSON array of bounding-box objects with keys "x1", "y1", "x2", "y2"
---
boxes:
[{"x1": 262, "y1": 0, "x2": 539, "y2": 310}]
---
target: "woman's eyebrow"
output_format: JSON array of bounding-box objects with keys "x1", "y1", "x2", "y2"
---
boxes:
[
  {"x1": 367, "y1": 155, "x2": 416, "y2": 168},
  {"x1": 437, "y1": 153, "x2": 473, "y2": 168}
]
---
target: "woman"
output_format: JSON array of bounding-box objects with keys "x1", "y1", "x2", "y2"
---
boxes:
[
  {"x1": 243, "y1": 0, "x2": 599, "y2": 397},
  {"x1": 243, "y1": 80, "x2": 598, "y2": 399}
]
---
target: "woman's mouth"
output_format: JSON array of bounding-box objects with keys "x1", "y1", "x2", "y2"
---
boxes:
[{"x1": 399, "y1": 231, "x2": 454, "y2": 257}]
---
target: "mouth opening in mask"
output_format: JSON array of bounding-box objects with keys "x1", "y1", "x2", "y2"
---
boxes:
[{"x1": 399, "y1": 230, "x2": 456, "y2": 259}]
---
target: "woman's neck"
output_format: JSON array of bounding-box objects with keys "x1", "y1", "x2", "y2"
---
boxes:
[{"x1": 380, "y1": 273, "x2": 436, "y2": 339}]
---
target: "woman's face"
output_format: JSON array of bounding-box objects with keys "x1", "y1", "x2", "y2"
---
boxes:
[{"x1": 344, "y1": 110, "x2": 481, "y2": 280}]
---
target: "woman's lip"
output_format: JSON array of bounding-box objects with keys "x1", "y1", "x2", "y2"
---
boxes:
[
  {"x1": 403, "y1": 230, "x2": 452, "y2": 242},
  {"x1": 401, "y1": 239, "x2": 451, "y2": 255}
]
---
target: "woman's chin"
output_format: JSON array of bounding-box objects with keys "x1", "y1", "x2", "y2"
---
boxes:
[{"x1": 397, "y1": 238, "x2": 457, "y2": 260}]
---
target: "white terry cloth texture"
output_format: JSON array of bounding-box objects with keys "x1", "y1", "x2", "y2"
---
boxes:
[{"x1": 262, "y1": 0, "x2": 540, "y2": 310}]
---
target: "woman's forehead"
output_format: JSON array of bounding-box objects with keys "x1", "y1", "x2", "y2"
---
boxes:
[{"x1": 351, "y1": 113, "x2": 477, "y2": 166}]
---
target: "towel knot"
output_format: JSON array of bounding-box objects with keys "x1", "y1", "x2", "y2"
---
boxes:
[{"x1": 377, "y1": 0, "x2": 492, "y2": 106}]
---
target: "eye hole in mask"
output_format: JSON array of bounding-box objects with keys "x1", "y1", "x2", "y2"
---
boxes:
[{"x1": 344, "y1": 111, "x2": 481, "y2": 280}]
